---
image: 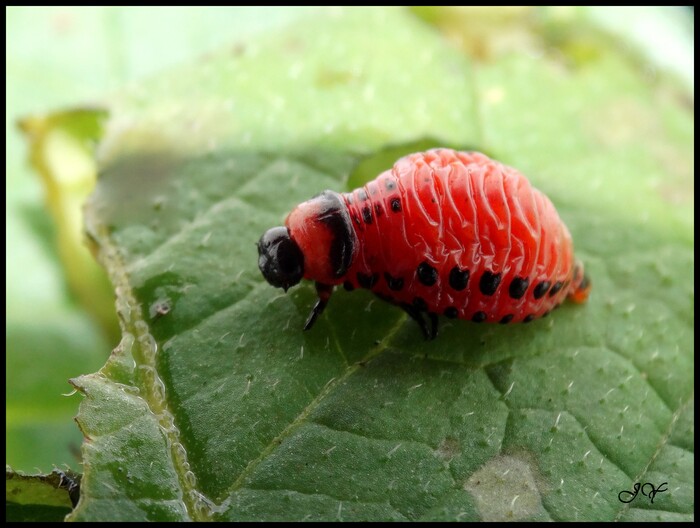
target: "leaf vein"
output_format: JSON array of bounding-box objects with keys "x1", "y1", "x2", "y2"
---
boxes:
[{"x1": 222, "y1": 314, "x2": 408, "y2": 500}]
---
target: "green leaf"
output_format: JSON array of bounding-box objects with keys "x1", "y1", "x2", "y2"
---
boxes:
[
  {"x1": 37, "y1": 7, "x2": 696, "y2": 522},
  {"x1": 5, "y1": 467, "x2": 80, "y2": 522}
]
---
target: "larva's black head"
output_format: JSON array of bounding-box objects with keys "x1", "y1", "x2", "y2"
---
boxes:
[{"x1": 257, "y1": 226, "x2": 304, "y2": 292}]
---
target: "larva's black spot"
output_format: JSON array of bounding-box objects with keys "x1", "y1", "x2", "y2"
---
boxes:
[
  {"x1": 362, "y1": 206, "x2": 373, "y2": 224},
  {"x1": 472, "y1": 311, "x2": 487, "y2": 323},
  {"x1": 343, "y1": 281, "x2": 355, "y2": 291},
  {"x1": 385, "y1": 179, "x2": 396, "y2": 190},
  {"x1": 534, "y1": 281, "x2": 551, "y2": 299},
  {"x1": 384, "y1": 272, "x2": 404, "y2": 291},
  {"x1": 390, "y1": 198, "x2": 402, "y2": 212},
  {"x1": 523, "y1": 314, "x2": 535, "y2": 323},
  {"x1": 358, "y1": 189, "x2": 368, "y2": 201},
  {"x1": 508, "y1": 277, "x2": 529, "y2": 299},
  {"x1": 579, "y1": 274, "x2": 590, "y2": 291},
  {"x1": 499, "y1": 314, "x2": 514, "y2": 324},
  {"x1": 375, "y1": 292, "x2": 393, "y2": 303},
  {"x1": 417, "y1": 262, "x2": 438, "y2": 286},
  {"x1": 413, "y1": 297, "x2": 428, "y2": 311},
  {"x1": 479, "y1": 271, "x2": 501, "y2": 296},
  {"x1": 357, "y1": 272, "x2": 378, "y2": 289},
  {"x1": 548, "y1": 281, "x2": 563, "y2": 297},
  {"x1": 449, "y1": 266, "x2": 470, "y2": 291},
  {"x1": 444, "y1": 307, "x2": 458, "y2": 319},
  {"x1": 573, "y1": 265, "x2": 582, "y2": 282},
  {"x1": 374, "y1": 203, "x2": 383, "y2": 217}
]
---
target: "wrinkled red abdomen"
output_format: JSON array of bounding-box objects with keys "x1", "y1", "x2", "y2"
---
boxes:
[{"x1": 339, "y1": 149, "x2": 589, "y2": 324}]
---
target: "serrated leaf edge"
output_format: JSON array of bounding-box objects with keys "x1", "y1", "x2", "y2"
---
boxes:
[{"x1": 69, "y1": 219, "x2": 212, "y2": 521}]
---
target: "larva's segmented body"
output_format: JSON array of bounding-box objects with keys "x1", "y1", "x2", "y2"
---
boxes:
[{"x1": 257, "y1": 149, "x2": 590, "y2": 338}]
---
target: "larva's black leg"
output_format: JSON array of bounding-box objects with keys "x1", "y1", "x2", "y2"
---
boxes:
[
  {"x1": 303, "y1": 299, "x2": 326, "y2": 331},
  {"x1": 400, "y1": 302, "x2": 431, "y2": 340},
  {"x1": 304, "y1": 282, "x2": 333, "y2": 331},
  {"x1": 427, "y1": 312, "x2": 439, "y2": 340}
]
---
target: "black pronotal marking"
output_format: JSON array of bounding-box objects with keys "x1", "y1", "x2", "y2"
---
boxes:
[
  {"x1": 444, "y1": 307, "x2": 458, "y2": 319},
  {"x1": 449, "y1": 266, "x2": 470, "y2": 291},
  {"x1": 508, "y1": 277, "x2": 529, "y2": 299},
  {"x1": 384, "y1": 272, "x2": 404, "y2": 291},
  {"x1": 362, "y1": 206, "x2": 373, "y2": 224},
  {"x1": 472, "y1": 311, "x2": 487, "y2": 323},
  {"x1": 499, "y1": 314, "x2": 514, "y2": 324},
  {"x1": 357, "y1": 272, "x2": 379, "y2": 289},
  {"x1": 523, "y1": 314, "x2": 535, "y2": 323},
  {"x1": 548, "y1": 281, "x2": 563, "y2": 297},
  {"x1": 417, "y1": 262, "x2": 438, "y2": 286},
  {"x1": 534, "y1": 281, "x2": 551, "y2": 299},
  {"x1": 316, "y1": 191, "x2": 357, "y2": 278},
  {"x1": 390, "y1": 198, "x2": 402, "y2": 212},
  {"x1": 413, "y1": 297, "x2": 428, "y2": 311},
  {"x1": 479, "y1": 271, "x2": 501, "y2": 296},
  {"x1": 343, "y1": 281, "x2": 355, "y2": 291}
]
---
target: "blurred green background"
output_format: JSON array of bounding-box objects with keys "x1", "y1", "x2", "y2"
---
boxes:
[
  {"x1": 6, "y1": 6, "x2": 317, "y2": 474},
  {"x1": 5, "y1": 5, "x2": 693, "y2": 478}
]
